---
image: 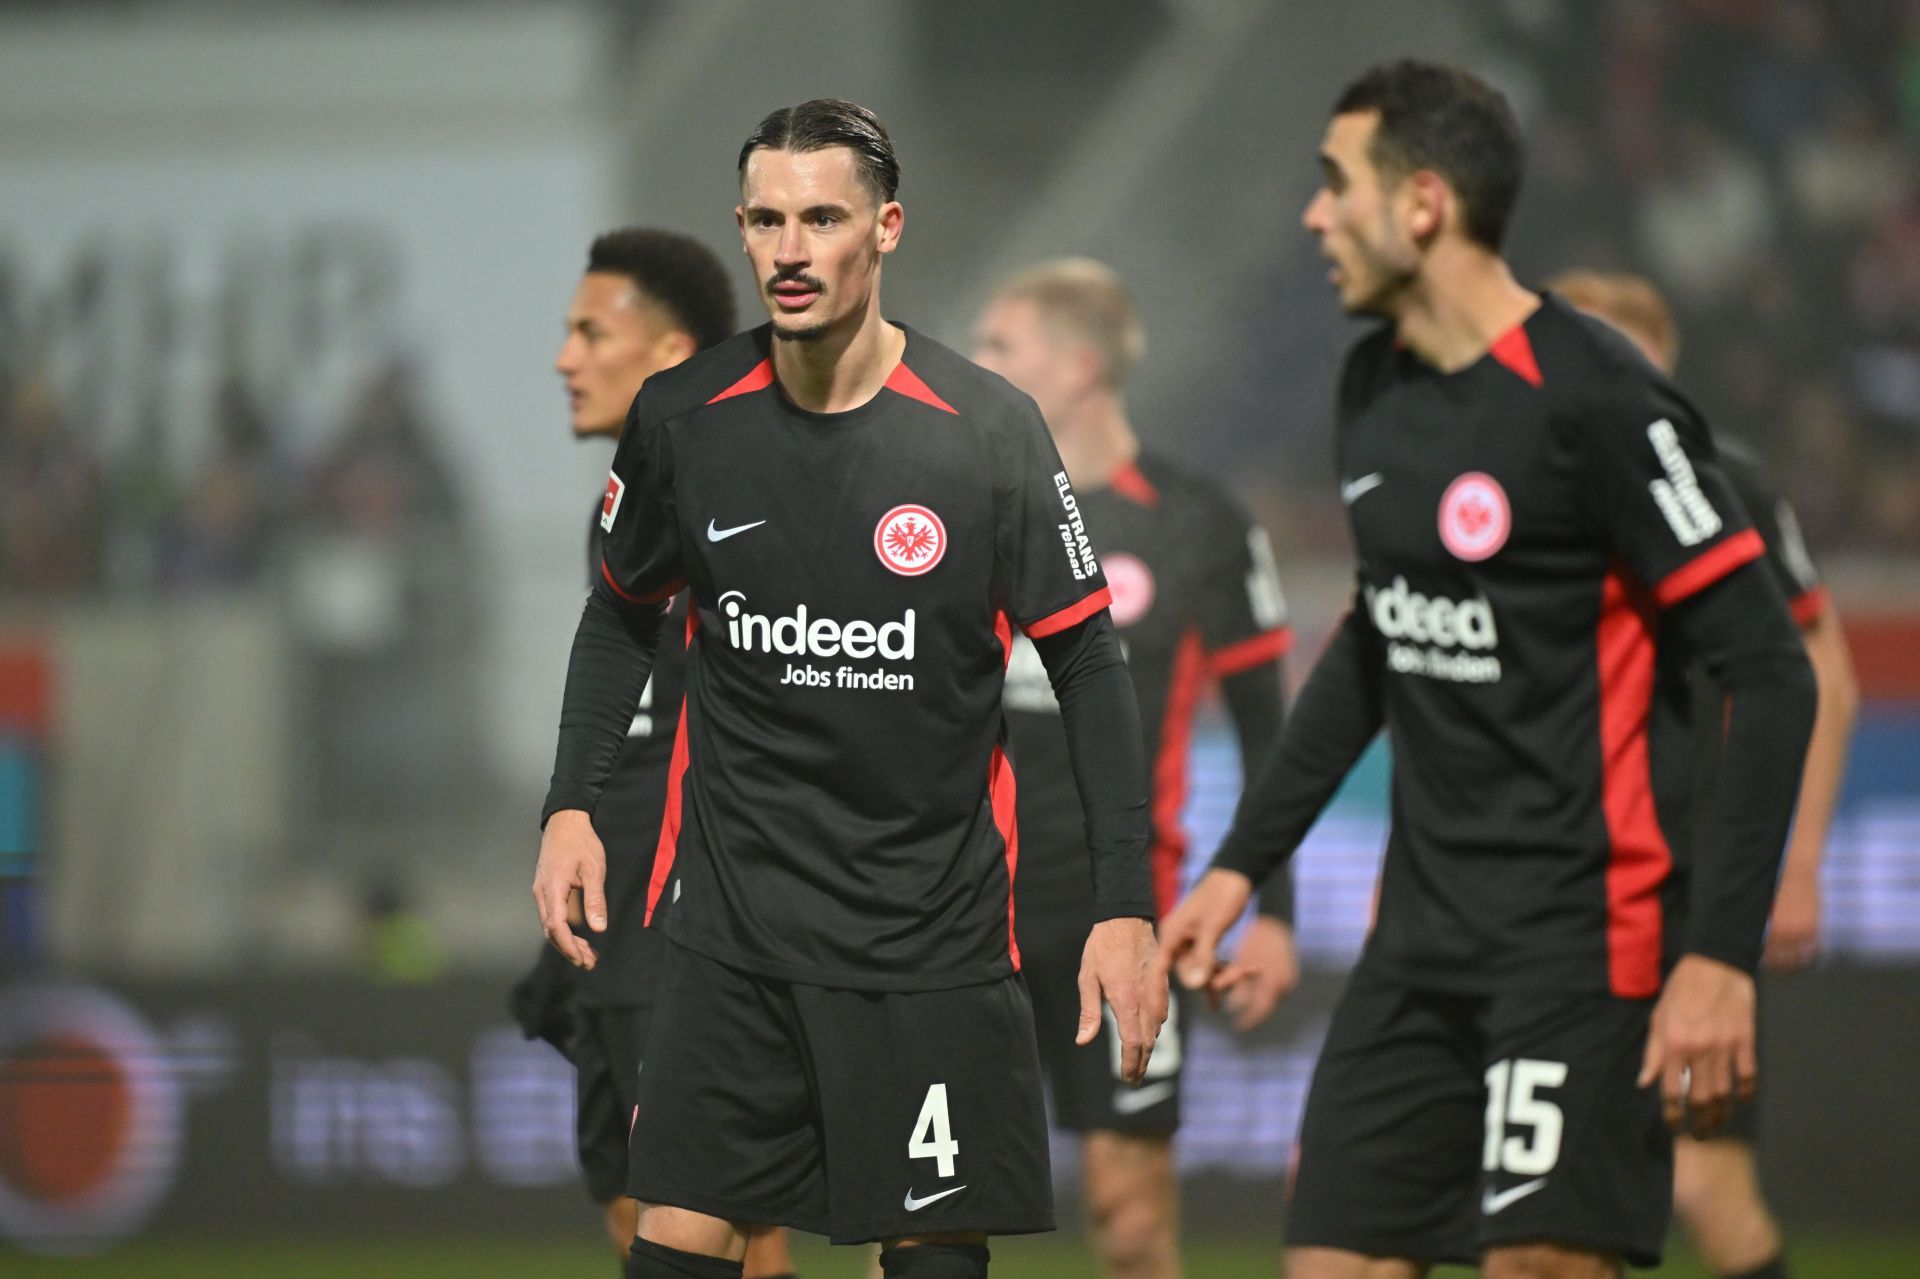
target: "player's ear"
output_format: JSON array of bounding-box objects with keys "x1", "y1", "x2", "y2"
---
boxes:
[
  {"x1": 657, "y1": 329, "x2": 697, "y2": 369},
  {"x1": 1404, "y1": 170, "x2": 1448, "y2": 244},
  {"x1": 735, "y1": 204, "x2": 749, "y2": 251},
  {"x1": 875, "y1": 199, "x2": 904, "y2": 257}
]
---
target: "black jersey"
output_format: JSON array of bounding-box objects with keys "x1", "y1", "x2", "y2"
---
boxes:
[
  {"x1": 1231, "y1": 295, "x2": 1773, "y2": 998},
  {"x1": 1004, "y1": 451, "x2": 1290, "y2": 917},
  {"x1": 574, "y1": 501, "x2": 685, "y2": 1007},
  {"x1": 596, "y1": 324, "x2": 1123, "y2": 992}
]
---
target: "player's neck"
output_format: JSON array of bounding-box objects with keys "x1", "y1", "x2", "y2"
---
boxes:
[
  {"x1": 771, "y1": 302, "x2": 906, "y2": 414},
  {"x1": 1052, "y1": 392, "x2": 1139, "y2": 491},
  {"x1": 1392, "y1": 247, "x2": 1539, "y2": 374}
]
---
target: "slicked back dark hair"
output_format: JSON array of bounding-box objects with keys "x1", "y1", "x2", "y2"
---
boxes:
[
  {"x1": 586, "y1": 228, "x2": 736, "y2": 351},
  {"x1": 1335, "y1": 59, "x2": 1524, "y2": 251},
  {"x1": 737, "y1": 98, "x2": 900, "y2": 205}
]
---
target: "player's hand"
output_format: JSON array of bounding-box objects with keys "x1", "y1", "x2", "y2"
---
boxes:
[
  {"x1": 1762, "y1": 868, "x2": 1820, "y2": 972},
  {"x1": 1156, "y1": 868, "x2": 1255, "y2": 996},
  {"x1": 1219, "y1": 915, "x2": 1300, "y2": 1031},
  {"x1": 1638, "y1": 953, "x2": 1757, "y2": 1137},
  {"x1": 1077, "y1": 916, "x2": 1167, "y2": 1087},
  {"x1": 533, "y1": 809, "x2": 607, "y2": 969}
]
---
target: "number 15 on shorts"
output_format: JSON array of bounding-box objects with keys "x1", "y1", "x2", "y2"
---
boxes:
[
  {"x1": 1483, "y1": 1058, "x2": 1567, "y2": 1175},
  {"x1": 910, "y1": 1083, "x2": 960, "y2": 1178}
]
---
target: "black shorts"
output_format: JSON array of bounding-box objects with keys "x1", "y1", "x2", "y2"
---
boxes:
[
  {"x1": 1287, "y1": 962, "x2": 1671, "y2": 1268},
  {"x1": 627, "y1": 938, "x2": 1055, "y2": 1244},
  {"x1": 574, "y1": 1003, "x2": 653, "y2": 1205},
  {"x1": 1022, "y1": 906, "x2": 1186, "y2": 1135}
]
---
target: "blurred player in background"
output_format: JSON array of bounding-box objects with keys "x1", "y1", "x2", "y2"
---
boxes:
[
  {"x1": 534, "y1": 99, "x2": 1165, "y2": 1279},
  {"x1": 1549, "y1": 269, "x2": 1860, "y2": 1279},
  {"x1": 973, "y1": 258, "x2": 1296, "y2": 1279},
  {"x1": 1162, "y1": 60, "x2": 1817, "y2": 1278},
  {"x1": 511, "y1": 228, "x2": 796, "y2": 1278}
]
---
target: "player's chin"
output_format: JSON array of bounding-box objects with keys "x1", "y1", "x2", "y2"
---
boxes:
[{"x1": 771, "y1": 313, "x2": 833, "y2": 343}]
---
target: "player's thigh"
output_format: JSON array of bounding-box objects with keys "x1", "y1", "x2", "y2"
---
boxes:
[
  {"x1": 1286, "y1": 966, "x2": 1483, "y2": 1267},
  {"x1": 1476, "y1": 991, "x2": 1668, "y2": 1269},
  {"x1": 802, "y1": 973, "x2": 1055, "y2": 1245},
  {"x1": 626, "y1": 940, "x2": 828, "y2": 1233}
]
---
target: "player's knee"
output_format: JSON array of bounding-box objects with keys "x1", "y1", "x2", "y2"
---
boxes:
[
  {"x1": 626, "y1": 1235, "x2": 746, "y2": 1279},
  {"x1": 1089, "y1": 1189, "x2": 1174, "y2": 1273},
  {"x1": 878, "y1": 1240, "x2": 991, "y2": 1278},
  {"x1": 606, "y1": 1197, "x2": 641, "y2": 1255},
  {"x1": 1672, "y1": 1138, "x2": 1754, "y2": 1229},
  {"x1": 742, "y1": 1224, "x2": 796, "y2": 1279}
]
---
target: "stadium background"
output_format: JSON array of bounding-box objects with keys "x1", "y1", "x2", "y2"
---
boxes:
[{"x1": 0, "y1": 1, "x2": 1915, "y2": 1274}]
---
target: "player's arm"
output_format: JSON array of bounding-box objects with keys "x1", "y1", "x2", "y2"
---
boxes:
[
  {"x1": 1199, "y1": 506, "x2": 1297, "y2": 1026},
  {"x1": 1163, "y1": 601, "x2": 1383, "y2": 994},
  {"x1": 1576, "y1": 388, "x2": 1815, "y2": 1132},
  {"x1": 999, "y1": 402, "x2": 1163, "y2": 1084},
  {"x1": 1768, "y1": 602, "x2": 1856, "y2": 970},
  {"x1": 1726, "y1": 459, "x2": 1858, "y2": 970},
  {"x1": 534, "y1": 394, "x2": 683, "y2": 968}
]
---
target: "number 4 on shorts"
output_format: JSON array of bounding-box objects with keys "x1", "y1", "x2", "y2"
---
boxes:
[{"x1": 909, "y1": 1083, "x2": 960, "y2": 1179}]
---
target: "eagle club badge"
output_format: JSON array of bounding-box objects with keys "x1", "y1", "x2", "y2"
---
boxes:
[
  {"x1": 1102, "y1": 553, "x2": 1155, "y2": 627},
  {"x1": 1438, "y1": 471, "x2": 1510, "y2": 562},
  {"x1": 874, "y1": 504, "x2": 946, "y2": 576},
  {"x1": 600, "y1": 472, "x2": 626, "y2": 533}
]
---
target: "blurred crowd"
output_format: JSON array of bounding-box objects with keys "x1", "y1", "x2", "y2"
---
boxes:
[
  {"x1": 1494, "y1": 0, "x2": 1920, "y2": 555},
  {"x1": 0, "y1": 357, "x2": 461, "y2": 599}
]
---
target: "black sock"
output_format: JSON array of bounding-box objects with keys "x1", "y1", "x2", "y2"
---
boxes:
[
  {"x1": 879, "y1": 1242, "x2": 990, "y2": 1278},
  {"x1": 1727, "y1": 1256, "x2": 1788, "y2": 1279},
  {"x1": 625, "y1": 1237, "x2": 745, "y2": 1279}
]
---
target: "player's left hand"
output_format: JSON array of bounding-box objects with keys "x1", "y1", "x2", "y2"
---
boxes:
[
  {"x1": 1762, "y1": 867, "x2": 1820, "y2": 972},
  {"x1": 1638, "y1": 953, "x2": 1757, "y2": 1137},
  {"x1": 1219, "y1": 915, "x2": 1300, "y2": 1031},
  {"x1": 1078, "y1": 917, "x2": 1168, "y2": 1086}
]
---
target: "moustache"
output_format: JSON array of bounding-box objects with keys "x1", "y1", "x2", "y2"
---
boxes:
[{"x1": 766, "y1": 271, "x2": 826, "y2": 294}]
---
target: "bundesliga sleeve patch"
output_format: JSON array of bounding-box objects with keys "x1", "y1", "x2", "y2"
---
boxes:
[
  {"x1": 600, "y1": 471, "x2": 626, "y2": 533},
  {"x1": 875, "y1": 504, "x2": 946, "y2": 576}
]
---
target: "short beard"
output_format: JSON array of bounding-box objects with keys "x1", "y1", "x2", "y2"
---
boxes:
[{"x1": 773, "y1": 320, "x2": 832, "y2": 343}]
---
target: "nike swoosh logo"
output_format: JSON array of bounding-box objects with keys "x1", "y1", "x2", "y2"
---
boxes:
[
  {"x1": 707, "y1": 518, "x2": 766, "y2": 542},
  {"x1": 1340, "y1": 473, "x2": 1385, "y2": 504},
  {"x1": 1481, "y1": 1177, "x2": 1548, "y2": 1215},
  {"x1": 903, "y1": 1185, "x2": 967, "y2": 1212},
  {"x1": 1112, "y1": 1080, "x2": 1177, "y2": 1115}
]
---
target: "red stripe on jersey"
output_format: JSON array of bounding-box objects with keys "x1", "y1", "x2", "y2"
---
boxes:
[
  {"x1": 884, "y1": 362, "x2": 959, "y2": 415},
  {"x1": 1596, "y1": 570, "x2": 1672, "y2": 998},
  {"x1": 988, "y1": 744, "x2": 1021, "y2": 968},
  {"x1": 601, "y1": 559, "x2": 684, "y2": 606},
  {"x1": 1150, "y1": 630, "x2": 1208, "y2": 918},
  {"x1": 1489, "y1": 324, "x2": 1544, "y2": 388},
  {"x1": 1652, "y1": 528, "x2": 1764, "y2": 608},
  {"x1": 1789, "y1": 584, "x2": 1830, "y2": 628},
  {"x1": 706, "y1": 359, "x2": 774, "y2": 404},
  {"x1": 994, "y1": 610, "x2": 1014, "y2": 668},
  {"x1": 644, "y1": 694, "x2": 691, "y2": 926},
  {"x1": 1210, "y1": 626, "x2": 1294, "y2": 677},
  {"x1": 1110, "y1": 461, "x2": 1160, "y2": 507},
  {"x1": 1024, "y1": 586, "x2": 1112, "y2": 638}
]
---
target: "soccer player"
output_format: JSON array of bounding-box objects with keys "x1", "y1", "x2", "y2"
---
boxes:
[
  {"x1": 972, "y1": 258, "x2": 1296, "y2": 1279},
  {"x1": 509, "y1": 228, "x2": 801, "y2": 1278},
  {"x1": 1160, "y1": 61, "x2": 1817, "y2": 1278},
  {"x1": 1548, "y1": 269, "x2": 1859, "y2": 1279},
  {"x1": 532, "y1": 99, "x2": 1167, "y2": 1279}
]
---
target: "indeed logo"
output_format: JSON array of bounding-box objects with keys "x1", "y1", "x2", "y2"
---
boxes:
[
  {"x1": 1364, "y1": 576, "x2": 1498, "y2": 651},
  {"x1": 719, "y1": 591, "x2": 916, "y2": 661}
]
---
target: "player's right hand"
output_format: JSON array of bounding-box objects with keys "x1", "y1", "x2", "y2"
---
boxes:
[
  {"x1": 1156, "y1": 868, "x2": 1254, "y2": 995},
  {"x1": 534, "y1": 809, "x2": 608, "y2": 969}
]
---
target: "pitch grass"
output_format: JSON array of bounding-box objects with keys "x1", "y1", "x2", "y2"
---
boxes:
[{"x1": 6, "y1": 1235, "x2": 1920, "y2": 1278}]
